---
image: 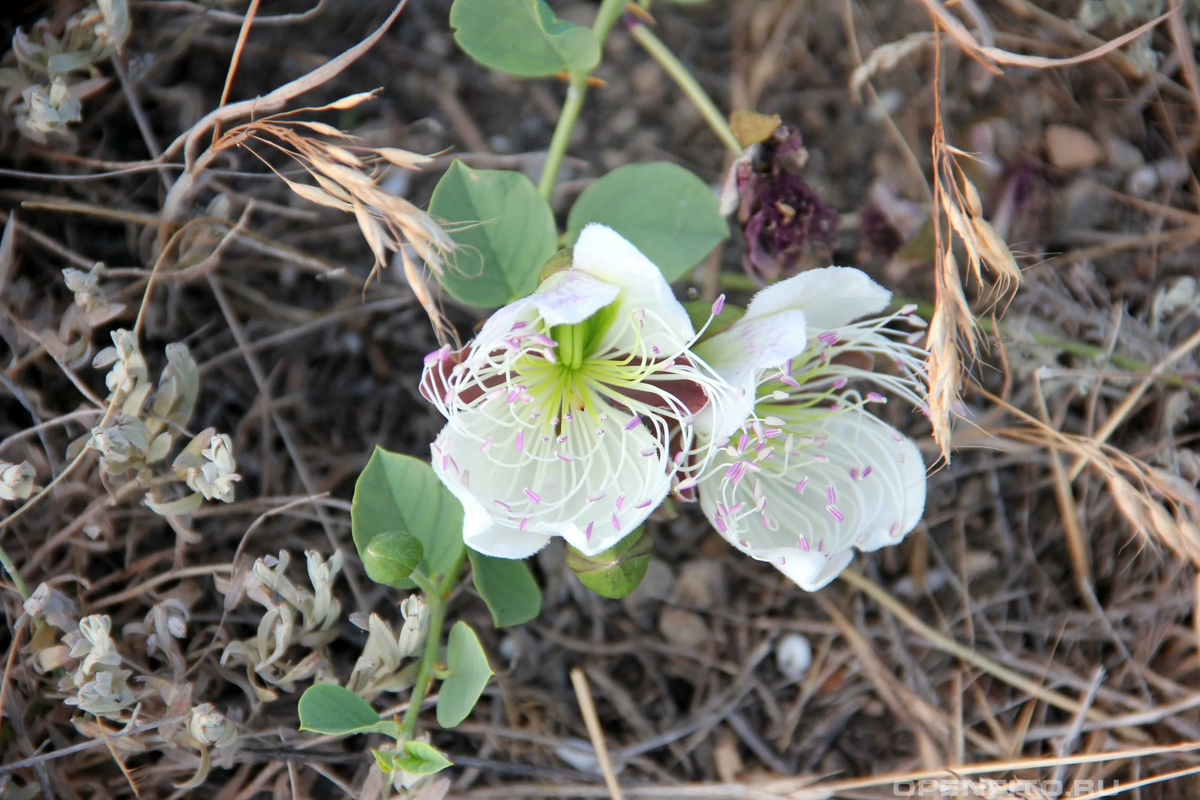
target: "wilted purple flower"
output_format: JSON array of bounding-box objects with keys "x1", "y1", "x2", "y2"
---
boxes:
[{"x1": 723, "y1": 126, "x2": 838, "y2": 283}]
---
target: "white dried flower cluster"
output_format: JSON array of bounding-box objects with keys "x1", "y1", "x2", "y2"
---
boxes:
[
  {"x1": 93, "y1": 329, "x2": 149, "y2": 400},
  {"x1": 62, "y1": 266, "x2": 125, "y2": 330},
  {"x1": 0, "y1": 460, "x2": 36, "y2": 502},
  {"x1": 61, "y1": 615, "x2": 137, "y2": 720},
  {"x1": 178, "y1": 433, "x2": 240, "y2": 503},
  {"x1": 82, "y1": 329, "x2": 241, "y2": 512},
  {"x1": 187, "y1": 703, "x2": 237, "y2": 749},
  {"x1": 122, "y1": 598, "x2": 190, "y2": 675},
  {"x1": 347, "y1": 595, "x2": 429, "y2": 701},
  {"x1": 220, "y1": 550, "x2": 344, "y2": 701},
  {"x1": 20, "y1": 78, "x2": 81, "y2": 135},
  {"x1": 2, "y1": 0, "x2": 132, "y2": 140}
]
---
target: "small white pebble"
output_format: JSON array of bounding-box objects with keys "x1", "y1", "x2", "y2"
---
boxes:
[
  {"x1": 776, "y1": 632, "x2": 813, "y2": 682},
  {"x1": 1125, "y1": 164, "x2": 1159, "y2": 198}
]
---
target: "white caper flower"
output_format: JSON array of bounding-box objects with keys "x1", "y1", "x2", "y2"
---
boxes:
[
  {"x1": 187, "y1": 704, "x2": 238, "y2": 748},
  {"x1": 0, "y1": 461, "x2": 35, "y2": 501},
  {"x1": 21, "y1": 79, "x2": 81, "y2": 135},
  {"x1": 182, "y1": 433, "x2": 240, "y2": 503},
  {"x1": 93, "y1": 329, "x2": 148, "y2": 396},
  {"x1": 397, "y1": 595, "x2": 429, "y2": 658}
]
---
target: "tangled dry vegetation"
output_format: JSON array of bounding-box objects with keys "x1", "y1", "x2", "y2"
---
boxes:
[{"x1": 2, "y1": 0, "x2": 1200, "y2": 798}]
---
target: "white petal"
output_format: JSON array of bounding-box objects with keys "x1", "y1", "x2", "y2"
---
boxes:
[
  {"x1": 572, "y1": 224, "x2": 694, "y2": 353},
  {"x1": 430, "y1": 393, "x2": 671, "y2": 559},
  {"x1": 698, "y1": 408, "x2": 925, "y2": 591},
  {"x1": 693, "y1": 309, "x2": 807, "y2": 441},
  {"x1": 530, "y1": 269, "x2": 620, "y2": 327},
  {"x1": 432, "y1": 427, "x2": 552, "y2": 559},
  {"x1": 744, "y1": 267, "x2": 891, "y2": 334}
]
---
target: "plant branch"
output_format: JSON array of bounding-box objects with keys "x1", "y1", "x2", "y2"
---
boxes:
[
  {"x1": 0, "y1": 544, "x2": 30, "y2": 601},
  {"x1": 627, "y1": 22, "x2": 742, "y2": 156},
  {"x1": 398, "y1": 546, "x2": 467, "y2": 742},
  {"x1": 537, "y1": 0, "x2": 628, "y2": 200}
]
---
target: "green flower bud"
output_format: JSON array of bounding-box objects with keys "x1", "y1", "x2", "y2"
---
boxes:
[{"x1": 363, "y1": 532, "x2": 424, "y2": 587}]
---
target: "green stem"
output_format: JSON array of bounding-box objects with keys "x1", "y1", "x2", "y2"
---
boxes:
[
  {"x1": 537, "y1": 0, "x2": 628, "y2": 200},
  {"x1": 398, "y1": 547, "x2": 467, "y2": 742},
  {"x1": 627, "y1": 22, "x2": 743, "y2": 156},
  {"x1": 399, "y1": 590, "x2": 445, "y2": 741},
  {"x1": 538, "y1": 80, "x2": 587, "y2": 201},
  {"x1": 0, "y1": 543, "x2": 30, "y2": 601}
]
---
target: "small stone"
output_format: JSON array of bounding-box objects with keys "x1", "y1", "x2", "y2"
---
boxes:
[
  {"x1": 1044, "y1": 125, "x2": 1104, "y2": 171},
  {"x1": 775, "y1": 632, "x2": 813, "y2": 681},
  {"x1": 1125, "y1": 164, "x2": 1159, "y2": 197},
  {"x1": 658, "y1": 607, "x2": 709, "y2": 650}
]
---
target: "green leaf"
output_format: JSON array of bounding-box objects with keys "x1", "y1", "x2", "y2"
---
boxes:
[
  {"x1": 362, "y1": 532, "x2": 425, "y2": 588},
  {"x1": 450, "y1": 0, "x2": 600, "y2": 77},
  {"x1": 298, "y1": 684, "x2": 399, "y2": 737},
  {"x1": 566, "y1": 526, "x2": 653, "y2": 599},
  {"x1": 352, "y1": 448, "x2": 465, "y2": 589},
  {"x1": 468, "y1": 551, "x2": 542, "y2": 627},
  {"x1": 436, "y1": 622, "x2": 494, "y2": 728},
  {"x1": 396, "y1": 740, "x2": 454, "y2": 775},
  {"x1": 429, "y1": 160, "x2": 558, "y2": 307},
  {"x1": 566, "y1": 162, "x2": 729, "y2": 282}
]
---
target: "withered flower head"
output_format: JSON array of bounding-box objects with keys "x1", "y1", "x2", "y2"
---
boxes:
[{"x1": 727, "y1": 125, "x2": 838, "y2": 283}]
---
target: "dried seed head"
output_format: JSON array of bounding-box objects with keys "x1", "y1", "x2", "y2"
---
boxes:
[
  {"x1": 188, "y1": 704, "x2": 238, "y2": 749},
  {"x1": 0, "y1": 460, "x2": 35, "y2": 501}
]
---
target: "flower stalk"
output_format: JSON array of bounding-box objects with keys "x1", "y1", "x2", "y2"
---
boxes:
[
  {"x1": 626, "y1": 20, "x2": 743, "y2": 156},
  {"x1": 398, "y1": 546, "x2": 464, "y2": 743}
]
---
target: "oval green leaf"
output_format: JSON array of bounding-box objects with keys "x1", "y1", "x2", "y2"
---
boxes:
[
  {"x1": 436, "y1": 622, "x2": 494, "y2": 728},
  {"x1": 468, "y1": 550, "x2": 542, "y2": 628},
  {"x1": 352, "y1": 448, "x2": 465, "y2": 589},
  {"x1": 450, "y1": 0, "x2": 600, "y2": 77},
  {"x1": 298, "y1": 684, "x2": 398, "y2": 737},
  {"x1": 566, "y1": 162, "x2": 729, "y2": 282},
  {"x1": 396, "y1": 741, "x2": 454, "y2": 775},
  {"x1": 429, "y1": 160, "x2": 558, "y2": 307},
  {"x1": 363, "y1": 532, "x2": 425, "y2": 588}
]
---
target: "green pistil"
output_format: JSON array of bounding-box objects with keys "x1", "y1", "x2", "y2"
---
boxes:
[{"x1": 550, "y1": 300, "x2": 620, "y2": 370}]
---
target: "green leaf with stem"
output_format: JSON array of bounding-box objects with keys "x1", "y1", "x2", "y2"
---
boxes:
[
  {"x1": 351, "y1": 448, "x2": 465, "y2": 589},
  {"x1": 436, "y1": 621, "x2": 494, "y2": 728},
  {"x1": 567, "y1": 162, "x2": 729, "y2": 282},
  {"x1": 429, "y1": 160, "x2": 557, "y2": 306},
  {"x1": 450, "y1": 0, "x2": 600, "y2": 77},
  {"x1": 298, "y1": 684, "x2": 401, "y2": 738},
  {"x1": 468, "y1": 550, "x2": 542, "y2": 627}
]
